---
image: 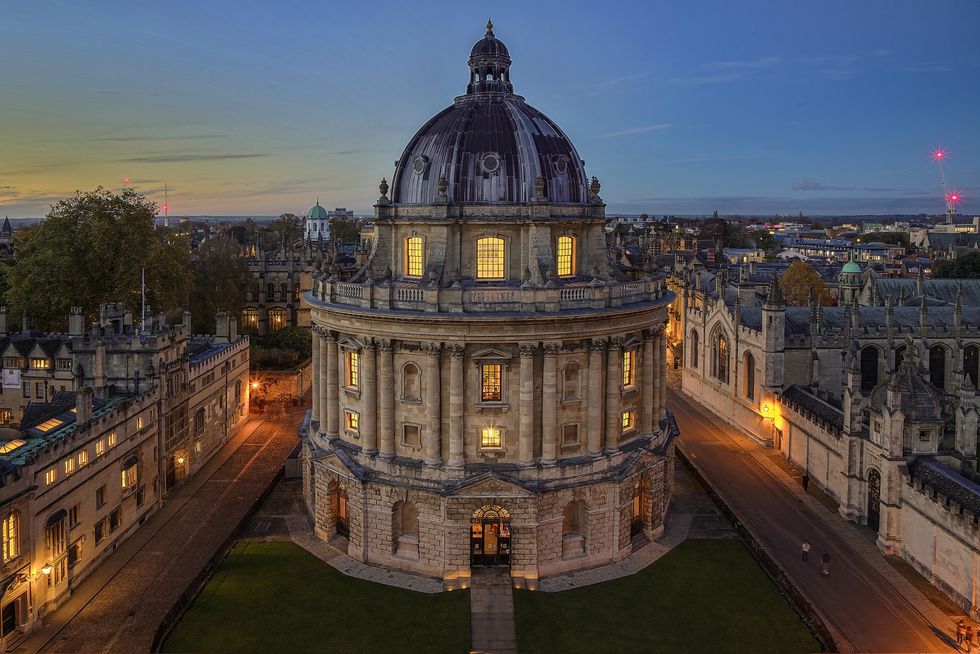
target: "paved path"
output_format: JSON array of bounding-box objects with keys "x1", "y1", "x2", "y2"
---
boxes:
[
  {"x1": 670, "y1": 387, "x2": 959, "y2": 653},
  {"x1": 20, "y1": 408, "x2": 303, "y2": 654},
  {"x1": 470, "y1": 568, "x2": 517, "y2": 654}
]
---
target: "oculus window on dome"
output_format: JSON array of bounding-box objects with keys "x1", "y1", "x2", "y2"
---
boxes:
[{"x1": 481, "y1": 153, "x2": 500, "y2": 174}]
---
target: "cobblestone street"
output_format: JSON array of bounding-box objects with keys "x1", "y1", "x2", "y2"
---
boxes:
[{"x1": 18, "y1": 406, "x2": 304, "y2": 654}]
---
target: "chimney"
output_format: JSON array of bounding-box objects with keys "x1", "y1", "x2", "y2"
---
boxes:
[
  {"x1": 0, "y1": 306, "x2": 6, "y2": 336},
  {"x1": 76, "y1": 387, "x2": 93, "y2": 424},
  {"x1": 229, "y1": 316, "x2": 238, "y2": 342},
  {"x1": 182, "y1": 310, "x2": 192, "y2": 333},
  {"x1": 69, "y1": 307, "x2": 85, "y2": 336},
  {"x1": 215, "y1": 311, "x2": 230, "y2": 343}
]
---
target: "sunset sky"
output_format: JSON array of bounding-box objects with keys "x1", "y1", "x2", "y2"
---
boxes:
[{"x1": 2, "y1": 0, "x2": 979, "y2": 218}]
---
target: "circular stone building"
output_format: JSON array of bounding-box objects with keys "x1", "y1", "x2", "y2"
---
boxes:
[{"x1": 302, "y1": 22, "x2": 676, "y2": 584}]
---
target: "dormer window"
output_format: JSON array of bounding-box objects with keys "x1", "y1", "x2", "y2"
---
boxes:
[{"x1": 31, "y1": 357, "x2": 50, "y2": 369}]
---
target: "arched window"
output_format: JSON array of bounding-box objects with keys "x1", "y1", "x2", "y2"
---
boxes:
[
  {"x1": 929, "y1": 346, "x2": 946, "y2": 389},
  {"x1": 743, "y1": 351, "x2": 755, "y2": 400},
  {"x1": 556, "y1": 235, "x2": 576, "y2": 277},
  {"x1": 894, "y1": 344, "x2": 907, "y2": 370},
  {"x1": 690, "y1": 330, "x2": 699, "y2": 369},
  {"x1": 241, "y1": 308, "x2": 259, "y2": 332},
  {"x1": 476, "y1": 237, "x2": 505, "y2": 280},
  {"x1": 279, "y1": 283, "x2": 288, "y2": 301},
  {"x1": 402, "y1": 363, "x2": 421, "y2": 402},
  {"x1": 860, "y1": 346, "x2": 879, "y2": 393},
  {"x1": 562, "y1": 362, "x2": 581, "y2": 400},
  {"x1": 965, "y1": 345, "x2": 980, "y2": 389},
  {"x1": 712, "y1": 331, "x2": 729, "y2": 383},
  {"x1": 268, "y1": 307, "x2": 287, "y2": 332},
  {"x1": 392, "y1": 501, "x2": 419, "y2": 560},
  {"x1": 2, "y1": 512, "x2": 19, "y2": 562},
  {"x1": 561, "y1": 500, "x2": 588, "y2": 559},
  {"x1": 404, "y1": 236, "x2": 424, "y2": 278}
]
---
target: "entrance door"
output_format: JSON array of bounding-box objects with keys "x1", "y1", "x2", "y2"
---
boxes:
[
  {"x1": 631, "y1": 494, "x2": 644, "y2": 537},
  {"x1": 1, "y1": 595, "x2": 19, "y2": 637},
  {"x1": 867, "y1": 469, "x2": 881, "y2": 531},
  {"x1": 336, "y1": 490, "x2": 350, "y2": 537},
  {"x1": 470, "y1": 505, "x2": 511, "y2": 567}
]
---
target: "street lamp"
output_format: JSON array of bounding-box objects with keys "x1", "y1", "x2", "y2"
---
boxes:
[{"x1": 40, "y1": 563, "x2": 52, "y2": 575}]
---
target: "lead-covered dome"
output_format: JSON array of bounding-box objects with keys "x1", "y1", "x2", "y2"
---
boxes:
[{"x1": 390, "y1": 22, "x2": 589, "y2": 206}]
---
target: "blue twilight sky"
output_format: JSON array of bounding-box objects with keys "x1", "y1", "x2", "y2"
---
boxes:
[{"x1": 2, "y1": 0, "x2": 979, "y2": 218}]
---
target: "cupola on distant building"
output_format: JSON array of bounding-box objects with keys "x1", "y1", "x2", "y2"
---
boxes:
[{"x1": 301, "y1": 22, "x2": 677, "y2": 583}]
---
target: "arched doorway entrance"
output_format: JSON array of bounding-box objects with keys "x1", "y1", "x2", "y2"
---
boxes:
[
  {"x1": 470, "y1": 505, "x2": 511, "y2": 566},
  {"x1": 335, "y1": 487, "x2": 350, "y2": 538},
  {"x1": 867, "y1": 469, "x2": 881, "y2": 531}
]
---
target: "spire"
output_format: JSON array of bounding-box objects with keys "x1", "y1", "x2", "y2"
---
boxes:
[
  {"x1": 916, "y1": 265, "x2": 924, "y2": 296},
  {"x1": 486, "y1": 18, "x2": 494, "y2": 36},
  {"x1": 764, "y1": 274, "x2": 783, "y2": 307}
]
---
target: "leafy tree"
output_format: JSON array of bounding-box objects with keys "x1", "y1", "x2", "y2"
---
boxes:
[
  {"x1": 749, "y1": 229, "x2": 776, "y2": 252},
  {"x1": 330, "y1": 215, "x2": 360, "y2": 243},
  {"x1": 188, "y1": 236, "x2": 250, "y2": 333},
  {"x1": 780, "y1": 260, "x2": 832, "y2": 306},
  {"x1": 7, "y1": 188, "x2": 192, "y2": 331},
  {"x1": 271, "y1": 213, "x2": 304, "y2": 245},
  {"x1": 934, "y1": 252, "x2": 980, "y2": 278}
]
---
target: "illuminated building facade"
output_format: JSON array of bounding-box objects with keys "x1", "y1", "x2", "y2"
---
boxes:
[{"x1": 302, "y1": 24, "x2": 676, "y2": 583}]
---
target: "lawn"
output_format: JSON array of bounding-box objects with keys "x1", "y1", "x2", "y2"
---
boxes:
[
  {"x1": 163, "y1": 541, "x2": 469, "y2": 653},
  {"x1": 515, "y1": 539, "x2": 822, "y2": 654}
]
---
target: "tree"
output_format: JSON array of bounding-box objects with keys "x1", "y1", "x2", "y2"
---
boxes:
[
  {"x1": 188, "y1": 236, "x2": 250, "y2": 333},
  {"x1": 934, "y1": 252, "x2": 980, "y2": 278},
  {"x1": 779, "y1": 260, "x2": 832, "y2": 306},
  {"x1": 7, "y1": 188, "x2": 192, "y2": 331},
  {"x1": 330, "y1": 215, "x2": 360, "y2": 243},
  {"x1": 270, "y1": 213, "x2": 304, "y2": 245}
]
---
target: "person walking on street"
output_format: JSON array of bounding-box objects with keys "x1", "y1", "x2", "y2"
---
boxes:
[
  {"x1": 820, "y1": 551, "x2": 830, "y2": 576},
  {"x1": 801, "y1": 540, "x2": 811, "y2": 562},
  {"x1": 958, "y1": 620, "x2": 967, "y2": 647},
  {"x1": 802, "y1": 472, "x2": 810, "y2": 492}
]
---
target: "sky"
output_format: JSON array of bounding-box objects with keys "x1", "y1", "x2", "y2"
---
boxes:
[{"x1": 2, "y1": 0, "x2": 979, "y2": 218}]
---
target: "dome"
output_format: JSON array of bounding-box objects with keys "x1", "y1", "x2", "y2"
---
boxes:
[
  {"x1": 307, "y1": 200, "x2": 328, "y2": 220},
  {"x1": 842, "y1": 260, "x2": 861, "y2": 274},
  {"x1": 390, "y1": 23, "x2": 589, "y2": 206}
]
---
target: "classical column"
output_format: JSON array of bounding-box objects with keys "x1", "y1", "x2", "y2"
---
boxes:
[
  {"x1": 448, "y1": 344, "x2": 465, "y2": 468},
  {"x1": 324, "y1": 332, "x2": 338, "y2": 436},
  {"x1": 311, "y1": 328, "x2": 320, "y2": 425},
  {"x1": 658, "y1": 326, "x2": 667, "y2": 422},
  {"x1": 641, "y1": 330, "x2": 655, "y2": 434},
  {"x1": 519, "y1": 343, "x2": 536, "y2": 464},
  {"x1": 378, "y1": 339, "x2": 395, "y2": 457},
  {"x1": 423, "y1": 342, "x2": 442, "y2": 465},
  {"x1": 587, "y1": 338, "x2": 605, "y2": 455},
  {"x1": 541, "y1": 343, "x2": 559, "y2": 464},
  {"x1": 605, "y1": 337, "x2": 623, "y2": 452},
  {"x1": 361, "y1": 339, "x2": 377, "y2": 454}
]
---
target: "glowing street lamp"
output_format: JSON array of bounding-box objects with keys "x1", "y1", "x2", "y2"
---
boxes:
[{"x1": 40, "y1": 562, "x2": 52, "y2": 575}]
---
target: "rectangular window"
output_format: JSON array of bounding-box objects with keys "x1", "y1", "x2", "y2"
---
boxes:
[
  {"x1": 96, "y1": 440, "x2": 105, "y2": 457},
  {"x1": 22, "y1": 383, "x2": 29, "y2": 399},
  {"x1": 344, "y1": 410, "x2": 360, "y2": 434},
  {"x1": 556, "y1": 235, "x2": 576, "y2": 277},
  {"x1": 57, "y1": 358, "x2": 73, "y2": 370},
  {"x1": 35, "y1": 382, "x2": 44, "y2": 399},
  {"x1": 481, "y1": 364, "x2": 502, "y2": 402},
  {"x1": 109, "y1": 508, "x2": 121, "y2": 532},
  {"x1": 481, "y1": 426, "x2": 502, "y2": 448},
  {"x1": 69, "y1": 505, "x2": 80, "y2": 529},
  {"x1": 346, "y1": 351, "x2": 359, "y2": 388},
  {"x1": 405, "y1": 237, "x2": 424, "y2": 278},
  {"x1": 476, "y1": 237, "x2": 505, "y2": 280},
  {"x1": 68, "y1": 540, "x2": 82, "y2": 568},
  {"x1": 108, "y1": 432, "x2": 117, "y2": 448},
  {"x1": 64, "y1": 458, "x2": 76, "y2": 475},
  {"x1": 2, "y1": 514, "x2": 18, "y2": 562},
  {"x1": 77, "y1": 450, "x2": 88, "y2": 467},
  {"x1": 561, "y1": 423, "x2": 580, "y2": 447},
  {"x1": 95, "y1": 485, "x2": 106, "y2": 509},
  {"x1": 45, "y1": 468, "x2": 57, "y2": 485},
  {"x1": 136, "y1": 486, "x2": 145, "y2": 508},
  {"x1": 36, "y1": 417, "x2": 64, "y2": 432},
  {"x1": 122, "y1": 464, "x2": 138, "y2": 489},
  {"x1": 136, "y1": 416, "x2": 144, "y2": 430},
  {"x1": 622, "y1": 410, "x2": 637, "y2": 432},
  {"x1": 31, "y1": 357, "x2": 50, "y2": 369},
  {"x1": 623, "y1": 350, "x2": 636, "y2": 387},
  {"x1": 919, "y1": 430, "x2": 930, "y2": 442},
  {"x1": 94, "y1": 518, "x2": 106, "y2": 544}
]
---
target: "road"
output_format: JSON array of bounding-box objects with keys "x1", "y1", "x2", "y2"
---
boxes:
[
  {"x1": 20, "y1": 407, "x2": 304, "y2": 654},
  {"x1": 670, "y1": 388, "x2": 954, "y2": 653}
]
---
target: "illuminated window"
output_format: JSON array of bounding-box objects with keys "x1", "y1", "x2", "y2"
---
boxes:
[
  {"x1": 136, "y1": 416, "x2": 145, "y2": 430},
  {"x1": 35, "y1": 418, "x2": 64, "y2": 432},
  {"x1": 45, "y1": 468, "x2": 57, "y2": 485},
  {"x1": 108, "y1": 432, "x2": 117, "y2": 448},
  {"x1": 405, "y1": 236, "x2": 424, "y2": 278},
  {"x1": 31, "y1": 357, "x2": 50, "y2": 369},
  {"x1": 481, "y1": 427, "x2": 502, "y2": 448},
  {"x1": 64, "y1": 458, "x2": 76, "y2": 475},
  {"x1": 0, "y1": 439, "x2": 25, "y2": 455},
  {"x1": 2, "y1": 513, "x2": 18, "y2": 562},
  {"x1": 476, "y1": 237, "x2": 505, "y2": 280},
  {"x1": 78, "y1": 450, "x2": 88, "y2": 467},
  {"x1": 481, "y1": 364, "x2": 502, "y2": 402},
  {"x1": 622, "y1": 410, "x2": 636, "y2": 432},
  {"x1": 346, "y1": 351, "x2": 359, "y2": 388},
  {"x1": 96, "y1": 440, "x2": 105, "y2": 457},
  {"x1": 623, "y1": 350, "x2": 636, "y2": 387},
  {"x1": 242, "y1": 308, "x2": 259, "y2": 332},
  {"x1": 122, "y1": 463, "x2": 138, "y2": 489},
  {"x1": 268, "y1": 307, "x2": 287, "y2": 332},
  {"x1": 344, "y1": 410, "x2": 360, "y2": 434},
  {"x1": 556, "y1": 235, "x2": 576, "y2": 277}
]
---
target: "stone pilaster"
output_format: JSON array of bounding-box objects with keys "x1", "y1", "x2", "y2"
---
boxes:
[
  {"x1": 519, "y1": 342, "x2": 536, "y2": 464},
  {"x1": 311, "y1": 328, "x2": 320, "y2": 424},
  {"x1": 448, "y1": 344, "x2": 465, "y2": 468},
  {"x1": 324, "y1": 332, "x2": 338, "y2": 436},
  {"x1": 605, "y1": 337, "x2": 623, "y2": 452},
  {"x1": 541, "y1": 342, "x2": 560, "y2": 463},
  {"x1": 658, "y1": 326, "x2": 667, "y2": 422},
  {"x1": 423, "y1": 342, "x2": 442, "y2": 465},
  {"x1": 361, "y1": 338, "x2": 377, "y2": 454},
  {"x1": 642, "y1": 330, "x2": 655, "y2": 434},
  {"x1": 378, "y1": 339, "x2": 395, "y2": 457},
  {"x1": 587, "y1": 338, "x2": 605, "y2": 455}
]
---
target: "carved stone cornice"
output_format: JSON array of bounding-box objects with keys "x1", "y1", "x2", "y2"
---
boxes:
[
  {"x1": 447, "y1": 343, "x2": 465, "y2": 358},
  {"x1": 378, "y1": 338, "x2": 393, "y2": 353},
  {"x1": 518, "y1": 342, "x2": 536, "y2": 358},
  {"x1": 420, "y1": 341, "x2": 442, "y2": 356},
  {"x1": 590, "y1": 338, "x2": 608, "y2": 352},
  {"x1": 542, "y1": 342, "x2": 561, "y2": 356}
]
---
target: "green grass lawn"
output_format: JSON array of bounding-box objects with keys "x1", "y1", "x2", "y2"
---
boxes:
[
  {"x1": 163, "y1": 541, "x2": 469, "y2": 654},
  {"x1": 515, "y1": 539, "x2": 822, "y2": 654}
]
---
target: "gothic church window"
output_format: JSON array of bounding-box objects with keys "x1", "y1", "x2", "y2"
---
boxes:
[
  {"x1": 965, "y1": 345, "x2": 979, "y2": 388},
  {"x1": 860, "y1": 346, "x2": 879, "y2": 393},
  {"x1": 929, "y1": 346, "x2": 946, "y2": 389}
]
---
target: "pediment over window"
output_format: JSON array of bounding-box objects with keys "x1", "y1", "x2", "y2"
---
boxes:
[
  {"x1": 471, "y1": 347, "x2": 513, "y2": 365},
  {"x1": 337, "y1": 337, "x2": 363, "y2": 351}
]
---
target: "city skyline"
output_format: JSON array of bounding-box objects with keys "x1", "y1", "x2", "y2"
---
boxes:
[{"x1": 2, "y1": 0, "x2": 980, "y2": 218}]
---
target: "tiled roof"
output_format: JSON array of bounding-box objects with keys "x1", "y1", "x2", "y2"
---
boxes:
[{"x1": 779, "y1": 385, "x2": 844, "y2": 433}]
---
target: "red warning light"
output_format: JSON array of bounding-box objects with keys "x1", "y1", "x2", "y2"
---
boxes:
[
  {"x1": 933, "y1": 149, "x2": 946, "y2": 161},
  {"x1": 947, "y1": 192, "x2": 962, "y2": 204}
]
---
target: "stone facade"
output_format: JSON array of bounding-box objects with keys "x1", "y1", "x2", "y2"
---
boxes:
[{"x1": 302, "y1": 25, "x2": 676, "y2": 583}]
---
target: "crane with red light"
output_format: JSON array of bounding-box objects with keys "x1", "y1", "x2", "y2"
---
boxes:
[{"x1": 932, "y1": 148, "x2": 961, "y2": 223}]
